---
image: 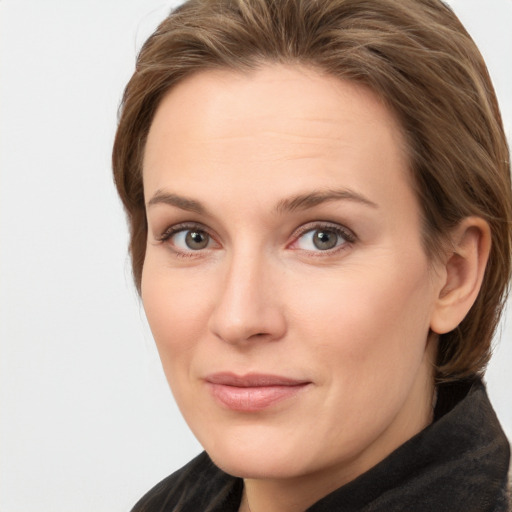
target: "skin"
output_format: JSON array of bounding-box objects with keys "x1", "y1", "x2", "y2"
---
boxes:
[{"x1": 141, "y1": 65, "x2": 459, "y2": 512}]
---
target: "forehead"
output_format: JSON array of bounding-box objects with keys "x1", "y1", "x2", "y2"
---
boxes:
[{"x1": 143, "y1": 64, "x2": 412, "y2": 207}]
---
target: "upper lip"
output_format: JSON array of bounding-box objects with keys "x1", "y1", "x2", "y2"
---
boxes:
[{"x1": 205, "y1": 372, "x2": 310, "y2": 387}]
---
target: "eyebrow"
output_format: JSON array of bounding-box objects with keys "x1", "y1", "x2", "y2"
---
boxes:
[
  {"x1": 274, "y1": 188, "x2": 378, "y2": 213},
  {"x1": 147, "y1": 190, "x2": 208, "y2": 215},
  {"x1": 146, "y1": 187, "x2": 378, "y2": 215}
]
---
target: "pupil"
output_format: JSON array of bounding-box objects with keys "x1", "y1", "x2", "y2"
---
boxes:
[
  {"x1": 186, "y1": 230, "x2": 209, "y2": 249},
  {"x1": 313, "y1": 230, "x2": 337, "y2": 250}
]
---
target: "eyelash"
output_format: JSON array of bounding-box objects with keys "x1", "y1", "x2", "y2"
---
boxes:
[
  {"x1": 157, "y1": 223, "x2": 206, "y2": 242},
  {"x1": 156, "y1": 221, "x2": 356, "y2": 257}
]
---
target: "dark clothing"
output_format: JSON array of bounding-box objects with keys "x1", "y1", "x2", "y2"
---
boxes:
[{"x1": 132, "y1": 379, "x2": 510, "y2": 511}]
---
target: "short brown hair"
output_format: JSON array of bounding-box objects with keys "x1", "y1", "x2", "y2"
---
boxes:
[{"x1": 112, "y1": 0, "x2": 512, "y2": 381}]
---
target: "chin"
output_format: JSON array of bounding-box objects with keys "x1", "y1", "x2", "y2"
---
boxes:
[
  {"x1": 209, "y1": 450, "x2": 303, "y2": 480},
  {"x1": 198, "y1": 429, "x2": 322, "y2": 480}
]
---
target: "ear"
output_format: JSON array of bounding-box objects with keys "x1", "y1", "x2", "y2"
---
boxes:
[{"x1": 430, "y1": 217, "x2": 491, "y2": 335}]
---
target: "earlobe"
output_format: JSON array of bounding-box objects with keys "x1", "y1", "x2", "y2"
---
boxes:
[{"x1": 430, "y1": 217, "x2": 491, "y2": 335}]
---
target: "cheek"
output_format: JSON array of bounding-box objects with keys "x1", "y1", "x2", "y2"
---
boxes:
[
  {"x1": 292, "y1": 258, "x2": 435, "y2": 385},
  {"x1": 141, "y1": 262, "x2": 210, "y2": 378}
]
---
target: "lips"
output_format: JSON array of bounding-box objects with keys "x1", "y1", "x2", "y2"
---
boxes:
[{"x1": 205, "y1": 373, "x2": 310, "y2": 412}]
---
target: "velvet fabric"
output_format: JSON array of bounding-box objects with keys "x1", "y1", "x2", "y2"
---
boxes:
[{"x1": 131, "y1": 379, "x2": 510, "y2": 511}]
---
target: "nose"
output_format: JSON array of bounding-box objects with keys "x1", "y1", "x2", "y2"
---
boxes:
[{"x1": 208, "y1": 252, "x2": 287, "y2": 345}]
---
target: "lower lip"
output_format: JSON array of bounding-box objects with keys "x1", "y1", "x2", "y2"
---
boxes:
[{"x1": 207, "y1": 383, "x2": 309, "y2": 412}]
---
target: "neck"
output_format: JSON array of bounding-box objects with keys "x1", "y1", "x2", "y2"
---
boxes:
[{"x1": 241, "y1": 471, "x2": 354, "y2": 512}]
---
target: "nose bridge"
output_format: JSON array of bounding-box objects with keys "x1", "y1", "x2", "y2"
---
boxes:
[{"x1": 208, "y1": 244, "x2": 286, "y2": 344}]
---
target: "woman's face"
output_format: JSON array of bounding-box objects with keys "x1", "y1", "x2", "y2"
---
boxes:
[{"x1": 142, "y1": 65, "x2": 444, "y2": 488}]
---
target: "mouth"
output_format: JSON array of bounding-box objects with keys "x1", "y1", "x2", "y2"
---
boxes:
[{"x1": 204, "y1": 373, "x2": 311, "y2": 412}]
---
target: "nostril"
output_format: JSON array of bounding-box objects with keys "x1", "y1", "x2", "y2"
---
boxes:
[{"x1": 248, "y1": 332, "x2": 272, "y2": 340}]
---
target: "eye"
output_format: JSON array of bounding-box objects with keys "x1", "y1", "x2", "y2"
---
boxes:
[
  {"x1": 157, "y1": 224, "x2": 217, "y2": 252},
  {"x1": 174, "y1": 229, "x2": 211, "y2": 250},
  {"x1": 293, "y1": 224, "x2": 354, "y2": 252}
]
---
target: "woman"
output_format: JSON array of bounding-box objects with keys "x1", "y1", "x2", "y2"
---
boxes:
[{"x1": 113, "y1": 0, "x2": 511, "y2": 510}]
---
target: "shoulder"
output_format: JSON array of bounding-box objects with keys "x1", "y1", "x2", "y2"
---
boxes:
[{"x1": 130, "y1": 452, "x2": 242, "y2": 512}]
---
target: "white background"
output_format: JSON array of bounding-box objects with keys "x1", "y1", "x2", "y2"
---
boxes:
[{"x1": 0, "y1": 1, "x2": 510, "y2": 511}]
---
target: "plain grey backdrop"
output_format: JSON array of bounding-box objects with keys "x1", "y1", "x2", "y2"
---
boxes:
[{"x1": 0, "y1": 1, "x2": 510, "y2": 511}]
